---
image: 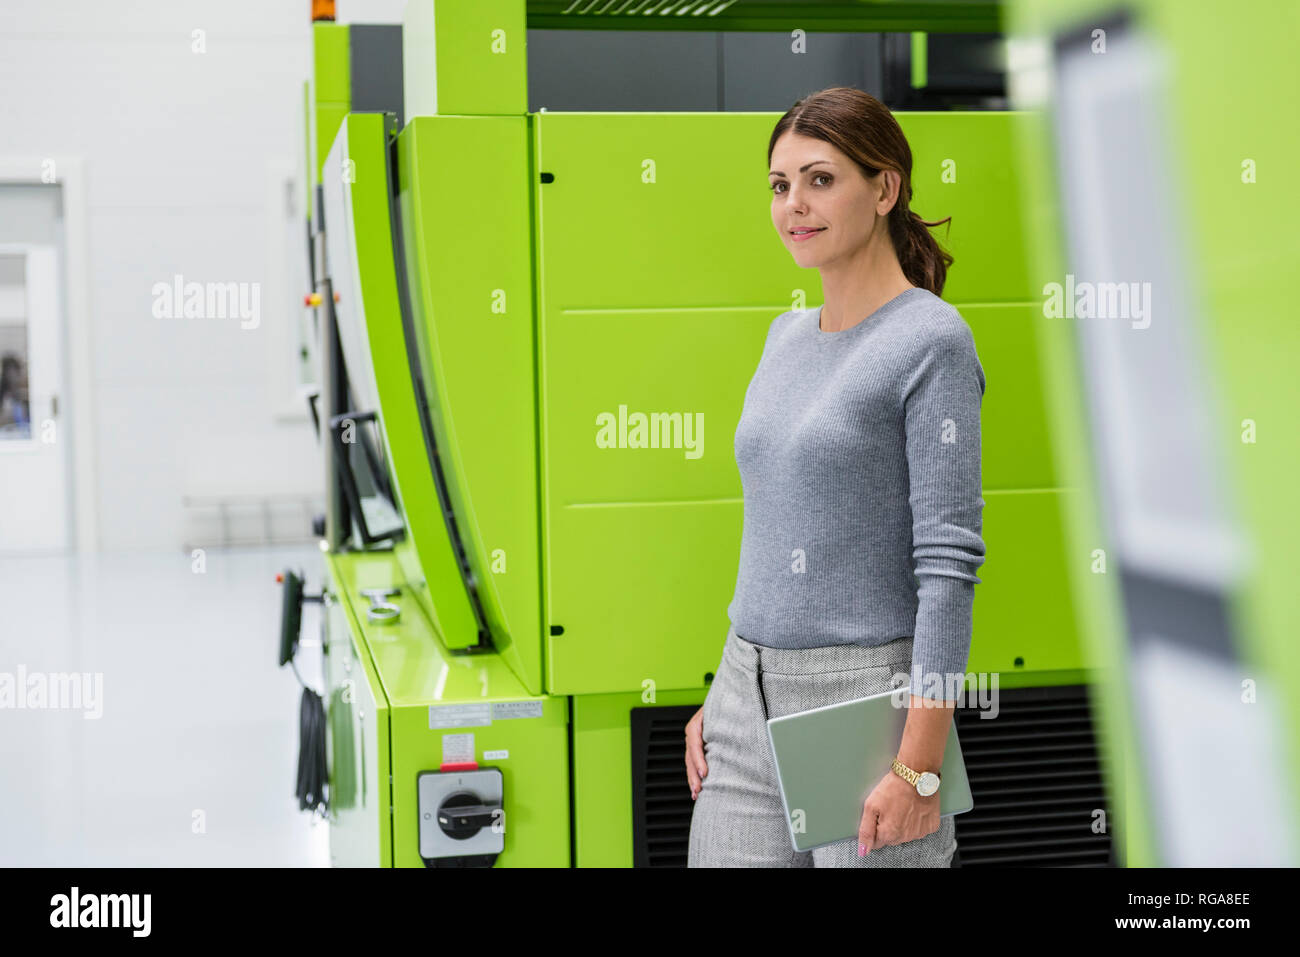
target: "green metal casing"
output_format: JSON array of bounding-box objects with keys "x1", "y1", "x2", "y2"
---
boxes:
[
  {"x1": 529, "y1": 108, "x2": 1089, "y2": 860},
  {"x1": 305, "y1": 0, "x2": 1300, "y2": 866},
  {"x1": 329, "y1": 112, "x2": 482, "y2": 657},
  {"x1": 1005, "y1": 0, "x2": 1300, "y2": 866},
  {"x1": 324, "y1": 549, "x2": 569, "y2": 867},
  {"x1": 311, "y1": 23, "x2": 350, "y2": 187},
  {"x1": 321, "y1": 112, "x2": 569, "y2": 865},
  {"x1": 322, "y1": 556, "x2": 392, "y2": 867},
  {"x1": 396, "y1": 117, "x2": 543, "y2": 673}
]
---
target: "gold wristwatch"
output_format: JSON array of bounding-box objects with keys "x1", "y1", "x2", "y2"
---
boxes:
[{"x1": 892, "y1": 757, "x2": 942, "y2": 797}]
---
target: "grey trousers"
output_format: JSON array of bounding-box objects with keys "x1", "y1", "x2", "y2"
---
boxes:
[{"x1": 688, "y1": 623, "x2": 957, "y2": 868}]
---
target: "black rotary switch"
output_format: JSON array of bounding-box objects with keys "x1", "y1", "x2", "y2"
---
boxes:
[{"x1": 436, "y1": 791, "x2": 498, "y2": 840}]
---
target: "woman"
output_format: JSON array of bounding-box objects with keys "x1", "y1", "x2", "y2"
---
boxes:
[{"x1": 685, "y1": 87, "x2": 987, "y2": 868}]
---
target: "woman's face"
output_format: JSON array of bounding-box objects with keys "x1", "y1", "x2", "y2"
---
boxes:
[{"x1": 768, "y1": 130, "x2": 895, "y2": 268}]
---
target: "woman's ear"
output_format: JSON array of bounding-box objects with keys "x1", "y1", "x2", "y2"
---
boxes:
[{"x1": 878, "y1": 170, "x2": 899, "y2": 215}]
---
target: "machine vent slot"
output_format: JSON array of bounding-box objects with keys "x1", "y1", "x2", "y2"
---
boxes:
[
  {"x1": 558, "y1": 0, "x2": 737, "y2": 16},
  {"x1": 630, "y1": 684, "x2": 1115, "y2": 867},
  {"x1": 953, "y1": 684, "x2": 1116, "y2": 867},
  {"x1": 630, "y1": 705, "x2": 699, "y2": 867},
  {"x1": 531, "y1": 0, "x2": 1001, "y2": 33}
]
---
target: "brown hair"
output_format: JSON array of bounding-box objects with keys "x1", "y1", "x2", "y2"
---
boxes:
[{"x1": 768, "y1": 86, "x2": 953, "y2": 297}]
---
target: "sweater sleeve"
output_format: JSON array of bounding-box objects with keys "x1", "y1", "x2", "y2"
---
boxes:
[{"x1": 900, "y1": 321, "x2": 987, "y2": 702}]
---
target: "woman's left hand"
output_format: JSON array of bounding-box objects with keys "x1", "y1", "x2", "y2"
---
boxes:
[{"x1": 857, "y1": 769, "x2": 941, "y2": 856}]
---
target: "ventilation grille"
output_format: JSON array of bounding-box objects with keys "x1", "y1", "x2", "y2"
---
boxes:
[
  {"x1": 953, "y1": 684, "x2": 1116, "y2": 867},
  {"x1": 558, "y1": 0, "x2": 738, "y2": 16},
  {"x1": 631, "y1": 684, "x2": 1116, "y2": 867},
  {"x1": 532, "y1": 0, "x2": 1001, "y2": 32},
  {"x1": 630, "y1": 705, "x2": 699, "y2": 867}
]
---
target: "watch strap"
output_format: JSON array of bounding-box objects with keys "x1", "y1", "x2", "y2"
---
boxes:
[{"x1": 892, "y1": 758, "x2": 941, "y2": 784}]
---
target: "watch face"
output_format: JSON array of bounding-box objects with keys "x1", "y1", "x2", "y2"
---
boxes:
[{"x1": 917, "y1": 772, "x2": 940, "y2": 797}]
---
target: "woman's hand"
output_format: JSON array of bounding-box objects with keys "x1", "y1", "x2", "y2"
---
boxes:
[
  {"x1": 857, "y1": 768, "x2": 940, "y2": 856},
  {"x1": 685, "y1": 706, "x2": 708, "y2": 800}
]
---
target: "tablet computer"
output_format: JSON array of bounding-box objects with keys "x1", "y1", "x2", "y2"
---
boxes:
[{"x1": 766, "y1": 684, "x2": 974, "y2": 852}]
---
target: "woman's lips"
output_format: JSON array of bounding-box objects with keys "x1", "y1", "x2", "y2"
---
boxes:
[{"x1": 790, "y1": 228, "x2": 826, "y2": 242}]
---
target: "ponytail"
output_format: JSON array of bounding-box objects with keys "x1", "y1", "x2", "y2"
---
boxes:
[{"x1": 890, "y1": 206, "x2": 953, "y2": 298}]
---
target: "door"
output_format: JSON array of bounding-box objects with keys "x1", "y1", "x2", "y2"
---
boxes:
[{"x1": 0, "y1": 244, "x2": 69, "y2": 553}]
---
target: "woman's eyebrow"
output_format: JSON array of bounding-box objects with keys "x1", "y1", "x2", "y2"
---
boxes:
[{"x1": 769, "y1": 161, "x2": 834, "y2": 177}]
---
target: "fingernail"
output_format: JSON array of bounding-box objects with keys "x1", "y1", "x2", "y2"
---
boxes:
[{"x1": 858, "y1": 843, "x2": 865, "y2": 857}]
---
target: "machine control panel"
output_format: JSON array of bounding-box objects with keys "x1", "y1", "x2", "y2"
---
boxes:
[{"x1": 416, "y1": 768, "x2": 504, "y2": 867}]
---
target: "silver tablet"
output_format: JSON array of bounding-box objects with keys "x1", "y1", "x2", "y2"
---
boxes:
[{"x1": 766, "y1": 684, "x2": 974, "y2": 852}]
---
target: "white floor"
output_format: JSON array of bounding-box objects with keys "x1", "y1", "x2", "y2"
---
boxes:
[{"x1": 0, "y1": 545, "x2": 332, "y2": 866}]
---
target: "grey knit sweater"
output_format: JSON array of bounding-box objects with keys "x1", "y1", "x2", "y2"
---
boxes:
[{"x1": 726, "y1": 287, "x2": 986, "y2": 700}]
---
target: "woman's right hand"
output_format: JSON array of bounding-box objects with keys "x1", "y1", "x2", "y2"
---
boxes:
[{"x1": 685, "y1": 706, "x2": 708, "y2": 800}]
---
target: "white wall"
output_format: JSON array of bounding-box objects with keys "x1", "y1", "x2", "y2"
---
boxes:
[{"x1": 0, "y1": 1, "x2": 408, "y2": 550}]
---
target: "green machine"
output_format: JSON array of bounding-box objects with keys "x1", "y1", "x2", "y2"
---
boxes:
[
  {"x1": 1000, "y1": 0, "x2": 1300, "y2": 866},
  {"x1": 282, "y1": 0, "x2": 1295, "y2": 868}
]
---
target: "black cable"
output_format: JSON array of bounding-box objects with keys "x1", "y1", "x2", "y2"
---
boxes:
[{"x1": 291, "y1": 659, "x2": 328, "y2": 814}]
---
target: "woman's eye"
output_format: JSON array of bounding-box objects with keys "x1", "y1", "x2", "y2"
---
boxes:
[{"x1": 770, "y1": 175, "x2": 831, "y2": 194}]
